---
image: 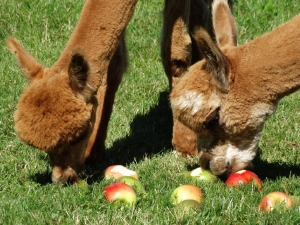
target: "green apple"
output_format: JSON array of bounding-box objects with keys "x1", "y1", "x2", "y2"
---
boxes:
[
  {"x1": 189, "y1": 167, "x2": 219, "y2": 182},
  {"x1": 175, "y1": 199, "x2": 202, "y2": 212},
  {"x1": 76, "y1": 179, "x2": 88, "y2": 188},
  {"x1": 170, "y1": 184, "x2": 204, "y2": 205},
  {"x1": 117, "y1": 176, "x2": 146, "y2": 195}
]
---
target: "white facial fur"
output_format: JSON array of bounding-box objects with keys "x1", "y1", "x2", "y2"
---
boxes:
[
  {"x1": 172, "y1": 91, "x2": 203, "y2": 115},
  {"x1": 209, "y1": 133, "x2": 260, "y2": 175},
  {"x1": 225, "y1": 143, "x2": 257, "y2": 166}
]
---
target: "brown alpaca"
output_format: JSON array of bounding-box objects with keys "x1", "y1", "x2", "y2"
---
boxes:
[
  {"x1": 170, "y1": 0, "x2": 300, "y2": 176},
  {"x1": 161, "y1": 0, "x2": 233, "y2": 156},
  {"x1": 7, "y1": 0, "x2": 137, "y2": 184}
]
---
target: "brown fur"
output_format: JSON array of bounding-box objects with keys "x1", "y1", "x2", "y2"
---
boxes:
[
  {"x1": 170, "y1": 0, "x2": 300, "y2": 176},
  {"x1": 7, "y1": 0, "x2": 137, "y2": 184},
  {"x1": 161, "y1": 0, "x2": 234, "y2": 156}
]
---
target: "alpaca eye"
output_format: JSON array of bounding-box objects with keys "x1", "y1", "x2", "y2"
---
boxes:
[{"x1": 204, "y1": 108, "x2": 220, "y2": 130}]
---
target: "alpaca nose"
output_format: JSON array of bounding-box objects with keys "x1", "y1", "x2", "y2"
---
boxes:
[
  {"x1": 199, "y1": 154, "x2": 210, "y2": 171},
  {"x1": 51, "y1": 166, "x2": 78, "y2": 184}
]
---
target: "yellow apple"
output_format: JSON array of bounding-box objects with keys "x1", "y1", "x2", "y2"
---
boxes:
[
  {"x1": 170, "y1": 184, "x2": 204, "y2": 205},
  {"x1": 259, "y1": 191, "x2": 294, "y2": 212}
]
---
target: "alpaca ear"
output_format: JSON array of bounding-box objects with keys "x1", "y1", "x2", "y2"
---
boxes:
[
  {"x1": 212, "y1": 0, "x2": 237, "y2": 48},
  {"x1": 193, "y1": 27, "x2": 229, "y2": 89},
  {"x1": 68, "y1": 47, "x2": 95, "y2": 102},
  {"x1": 6, "y1": 38, "x2": 44, "y2": 81}
]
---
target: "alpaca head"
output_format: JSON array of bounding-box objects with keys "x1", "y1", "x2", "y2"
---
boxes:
[
  {"x1": 7, "y1": 38, "x2": 96, "y2": 184},
  {"x1": 170, "y1": 53, "x2": 262, "y2": 176},
  {"x1": 171, "y1": 0, "x2": 300, "y2": 176}
]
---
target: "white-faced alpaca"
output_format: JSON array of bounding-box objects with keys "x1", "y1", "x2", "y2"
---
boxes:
[
  {"x1": 161, "y1": 0, "x2": 234, "y2": 156},
  {"x1": 170, "y1": 0, "x2": 300, "y2": 176},
  {"x1": 6, "y1": 0, "x2": 137, "y2": 184}
]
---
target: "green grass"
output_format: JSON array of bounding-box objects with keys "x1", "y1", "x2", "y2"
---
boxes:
[{"x1": 1, "y1": 0, "x2": 300, "y2": 224}]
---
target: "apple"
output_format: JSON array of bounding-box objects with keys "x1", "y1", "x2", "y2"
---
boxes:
[
  {"x1": 189, "y1": 167, "x2": 219, "y2": 182},
  {"x1": 225, "y1": 170, "x2": 263, "y2": 191},
  {"x1": 76, "y1": 179, "x2": 88, "y2": 187},
  {"x1": 259, "y1": 191, "x2": 294, "y2": 212},
  {"x1": 174, "y1": 199, "x2": 202, "y2": 212},
  {"x1": 103, "y1": 182, "x2": 137, "y2": 207},
  {"x1": 104, "y1": 165, "x2": 138, "y2": 180},
  {"x1": 170, "y1": 184, "x2": 204, "y2": 205},
  {"x1": 117, "y1": 176, "x2": 146, "y2": 194}
]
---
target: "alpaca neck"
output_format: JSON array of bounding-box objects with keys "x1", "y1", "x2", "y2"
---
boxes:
[
  {"x1": 52, "y1": 0, "x2": 137, "y2": 87},
  {"x1": 232, "y1": 14, "x2": 300, "y2": 103}
]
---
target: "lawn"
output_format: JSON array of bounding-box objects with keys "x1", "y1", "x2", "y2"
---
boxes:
[{"x1": 0, "y1": 0, "x2": 300, "y2": 224}]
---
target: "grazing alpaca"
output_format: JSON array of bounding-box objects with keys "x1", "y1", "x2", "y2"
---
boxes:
[
  {"x1": 170, "y1": 0, "x2": 300, "y2": 176},
  {"x1": 161, "y1": 0, "x2": 233, "y2": 156},
  {"x1": 7, "y1": 0, "x2": 137, "y2": 184}
]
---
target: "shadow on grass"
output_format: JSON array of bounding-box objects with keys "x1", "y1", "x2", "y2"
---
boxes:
[
  {"x1": 85, "y1": 90, "x2": 173, "y2": 183},
  {"x1": 30, "y1": 154, "x2": 53, "y2": 185},
  {"x1": 252, "y1": 149, "x2": 300, "y2": 181},
  {"x1": 31, "y1": 171, "x2": 52, "y2": 186},
  {"x1": 106, "y1": 91, "x2": 173, "y2": 162}
]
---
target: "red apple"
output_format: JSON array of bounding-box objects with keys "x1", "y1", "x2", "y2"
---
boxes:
[
  {"x1": 170, "y1": 184, "x2": 204, "y2": 205},
  {"x1": 103, "y1": 182, "x2": 137, "y2": 206},
  {"x1": 117, "y1": 176, "x2": 146, "y2": 194},
  {"x1": 225, "y1": 170, "x2": 263, "y2": 191},
  {"x1": 259, "y1": 191, "x2": 294, "y2": 212},
  {"x1": 104, "y1": 165, "x2": 138, "y2": 180},
  {"x1": 189, "y1": 167, "x2": 219, "y2": 182}
]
